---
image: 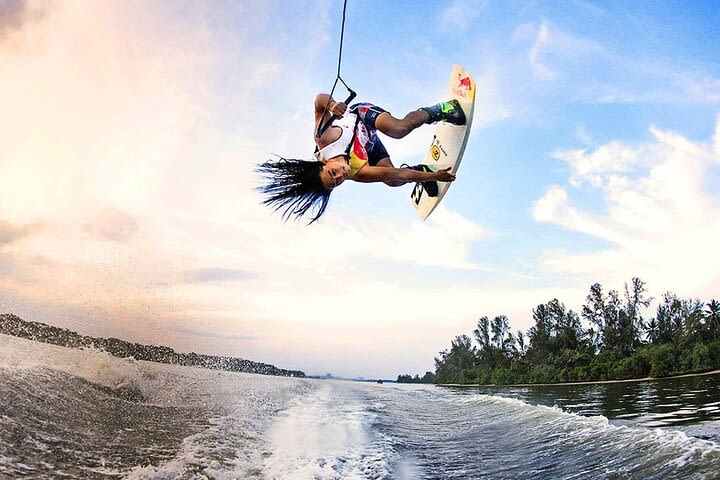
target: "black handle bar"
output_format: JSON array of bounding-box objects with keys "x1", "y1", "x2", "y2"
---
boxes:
[{"x1": 315, "y1": 89, "x2": 357, "y2": 139}]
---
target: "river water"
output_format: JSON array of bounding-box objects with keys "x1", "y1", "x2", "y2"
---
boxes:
[{"x1": 1, "y1": 333, "x2": 719, "y2": 479}]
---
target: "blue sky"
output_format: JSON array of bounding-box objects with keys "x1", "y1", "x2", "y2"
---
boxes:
[{"x1": 1, "y1": 0, "x2": 720, "y2": 378}]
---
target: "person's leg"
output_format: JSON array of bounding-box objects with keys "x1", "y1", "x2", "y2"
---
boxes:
[
  {"x1": 374, "y1": 110, "x2": 430, "y2": 139},
  {"x1": 374, "y1": 100, "x2": 466, "y2": 139},
  {"x1": 421, "y1": 99, "x2": 466, "y2": 126},
  {"x1": 350, "y1": 103, "x2": 421, "y2": 140}
]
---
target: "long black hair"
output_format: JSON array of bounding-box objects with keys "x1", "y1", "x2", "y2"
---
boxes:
[{"x1": 256, "y1": 156, "x2": 331, "y2": 224}]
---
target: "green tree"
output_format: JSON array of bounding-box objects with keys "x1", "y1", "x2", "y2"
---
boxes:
[
  {"x1": 586, "y1": 327, "x2": 599, "y2": 354},
  {"x1": 551, "y1": 300, "x2": 583, "y2": 351},
  {"x1": 623, "y1": 277, "x2": 652, "y2": 351},
  {"x1": 655, "y1": 292, "x2": 682, "y2": 343},
  {"x1": 473, "y1": 316, "x2": 492, "y2": 367},
  {"x1": 604, "y1": 289, "x2": 623, "y2": 351},
  {"x1": 582, "y1": 283, "x2": 622, "y2": 352},
  {"x1": 706, "y1": 300, "x2": 720, "y2": 341},
  {"x1": 491, "y1": 315, "x2": 511, "y2": 351},
  {"x1": 434, "y1": 335, "x2": 476, "y2": 383},
  {"x1": 688, "y1": 343, "x2": 711, "y2": 371},
  {"x1": 649, "y1": 344, "x2": 676, "y2": 377},
  {"x1": 490, "y1": 315, "x2": 513, "y2": 366},
  {"x1": 505, "y1": 331, "x2": 518, "y2": 358},
  {"x1": 434, "y1": 281, "x2": 718, "y2": 386},
  {"x1": 616, "y1": 310, "x2": 635, "y2": 356},
  {"x1": 582, "y1": 283, "x2": 607, "y2": 351},
  {"x1": 645, "y1": 318, "x2": 659, "y2": 344},
  {"x1": 682, "y1": 299, "x2": 706, "y2": 345},
  {"x1": 517, "y1": 330, "x2": 527, "y2": 355},
  {"x1": 528, "y1": 303, "x2": 553, "y2": 364}
]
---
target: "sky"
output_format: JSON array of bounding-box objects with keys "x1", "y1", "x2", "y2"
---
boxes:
[{"x1": 1, "y1": 0, "x2": 720, "y2": 379}]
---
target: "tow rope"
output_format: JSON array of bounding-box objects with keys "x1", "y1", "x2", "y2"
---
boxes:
[{"x1": 316, "y1": 0, "x2": 356, "y2": 138}]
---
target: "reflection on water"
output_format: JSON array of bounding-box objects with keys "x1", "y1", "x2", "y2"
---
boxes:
[{"x1": 451, "y1": 373, "x2": 720, "y2": 433}]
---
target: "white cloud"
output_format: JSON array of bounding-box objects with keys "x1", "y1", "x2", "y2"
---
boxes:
[
  {"x1": 526, "y1": 21, "x2": 604, "y2": 81},
  {"x1": 439, "y1": 0, "x2": 487, "y2": 31},
  {"x1": 529, "y1": 23, "x2": 556, "y2": 80},
  {"x1": 82, "y1": 209, "x2": 140, "y2": 243},
  {"x1": 554, "y1": 141, "x2": 643, "y2": 188},
  {"x1": 17, "y1": 1, "x2": 716, "y2": 378},
  {"x1": 472, "y1": 65, "x2": 512, "y2": 126},
  {"x1": 575, "y1": 124, "x2": 593, "y2": 146},
  {"x1": 515, "y1": 20, "x2": 720, "y2": 108},
  {"x1": 534, "y1": 118, "x2": 720, "y2": 298},
  {"x1": 0, "y1": 1, "x2": 226, "y2": 345},
  {"x1": 685, "y1": 76, "x2": 720, "y2": 103},
  {"x1": 532, "y1": 185, "x2": 568, "y2": 223},
  {"x1": 0, "y1": 0, "x2": 493, "y2": 378},
  {"x1": 0, "y1": 1, "x2": 211, "y2": 224},
  {"x1": 533, "y1": 186, "x2": 628, "y2": 244}
]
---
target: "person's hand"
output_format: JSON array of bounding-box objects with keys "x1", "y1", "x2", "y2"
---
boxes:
[
  {"x1": 434, "y1": 167, "x2": 456, "y2": 182},
  {"x1": 330, "y1": 101, "x2": 347, "y2": 117}
]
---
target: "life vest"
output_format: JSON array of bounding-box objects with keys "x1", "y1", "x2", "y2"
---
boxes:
[{"x1": 314, "y1": 112, "x2": 370, "y2": 178}]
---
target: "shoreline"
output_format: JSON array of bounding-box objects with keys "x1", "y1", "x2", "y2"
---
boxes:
[
  {"x1": 438, "y1": 368, "x2": 720, "y2": 388},
  {"x1": 0, "y1": 315, "x2": 305, "y2": 378}
]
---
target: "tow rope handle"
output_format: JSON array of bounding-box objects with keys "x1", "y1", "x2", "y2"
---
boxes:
[{"x1": 315, "y1": 88, "x2": 356, "y2": 139}]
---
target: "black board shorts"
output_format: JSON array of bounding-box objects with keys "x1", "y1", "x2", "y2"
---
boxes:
[{"x1": 350, "y1": 102, "x2": 389, "y2": 166}]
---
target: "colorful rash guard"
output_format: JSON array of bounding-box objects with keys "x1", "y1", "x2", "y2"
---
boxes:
[
  {"x1": 314, "y1": 112, "x2": 367, "y2": 178},
  {"x1": 314, "y1": 103, "x2": 389, "y2": 179}
]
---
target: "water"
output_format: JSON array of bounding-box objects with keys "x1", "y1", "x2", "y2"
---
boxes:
[
  {"x1": 1, "y1": 334, "x2": 720, "y2": 479},
  {"x1": 462, "y1": 376, "x2": 720, "y2": 431}
]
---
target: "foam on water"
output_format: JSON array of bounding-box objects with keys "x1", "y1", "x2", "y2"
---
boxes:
[
  {"x1": 126, "y1": 411, "x2": 270, "y2": 480},
  {"x1": 0, "y1": 334, "x2": 313, "y2": 478},
  {"x1": 263, "y1": 382, "x2": 395, "y2": 479},
  {"x1": 124, "y1": 366, "x2": 315, "y2": 479},
  {"x1": 0, "y1": 333, "x2": 144, "y2": 393},
  {"x1": 4, "y1": 334, "x2": 720, "y2": 479},
  {"x1": 456, "y1": 392, "x2": 720, "y2": 476}
]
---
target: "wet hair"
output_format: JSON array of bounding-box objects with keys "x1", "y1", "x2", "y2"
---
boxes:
[{"x1": 256, "y1": 156, "x2": 331, "y2": 224}]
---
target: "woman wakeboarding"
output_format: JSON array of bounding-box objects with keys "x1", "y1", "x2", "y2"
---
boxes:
[
  {"x1": 256, "y1": 94, "x2": 466, "y2": 223},
  {"x1": 256, "y1": 0, "x2": 468, "y2": 223}
]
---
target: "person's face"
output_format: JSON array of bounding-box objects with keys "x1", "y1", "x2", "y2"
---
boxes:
[{"x1": 319, "y1": 158, "x2": 350, "y2": 190}]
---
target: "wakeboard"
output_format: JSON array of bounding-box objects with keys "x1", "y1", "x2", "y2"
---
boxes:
[{"x1": 411, "y1": 64, "x2": 476, "y2": 220}]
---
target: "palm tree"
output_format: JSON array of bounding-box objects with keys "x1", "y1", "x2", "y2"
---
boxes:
[
  {"x1": 646, "y1": 318, "x2": 659, "y2": 344},
  {"x1": 706, "y1": 299, "x2": 720, "y2": 341},
  {"x1": 683, "y1": 299, "x2": 706, "y2": 342}
]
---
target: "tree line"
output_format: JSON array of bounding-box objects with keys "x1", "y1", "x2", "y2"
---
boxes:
[
  {"x1": 0, "y1": 314, "x2": 305, "y2": 377},
  {"x1": 433, "y1": 278, "x2": 720, "y2": 385},
  {"x1": 396, "y1": 372, "x2": 435, "y2": 383}
]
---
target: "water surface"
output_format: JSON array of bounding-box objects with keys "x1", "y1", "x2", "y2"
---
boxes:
[
  {"x1": 1, "y1": 334, "x2": 719, "y2": 479},
  {"x1": 452, "y1": 373, "x2": 720, "y2": 432}
]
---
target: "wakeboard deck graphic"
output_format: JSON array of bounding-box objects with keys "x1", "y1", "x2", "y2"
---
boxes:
[{"x1": 411, "y1": 64, "x2": 476, "y2": 220}]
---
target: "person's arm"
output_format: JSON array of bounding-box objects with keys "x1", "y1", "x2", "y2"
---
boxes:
[
  {"x1": 314, "y1": 93, "x2": 347, "y2": 118},
  {"x1": 353, "y1": 165, "x2": 456, "y2": 184}
]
